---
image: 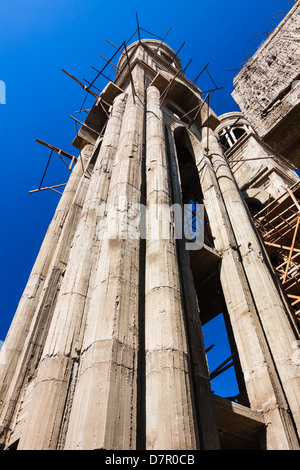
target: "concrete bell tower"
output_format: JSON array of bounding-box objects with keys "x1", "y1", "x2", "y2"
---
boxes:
[{"x1": 0, "y1": 36, "x2": 299, "y2": 451}]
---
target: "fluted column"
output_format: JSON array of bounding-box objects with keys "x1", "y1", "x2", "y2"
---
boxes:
[
  {"x1": 17, "y1": 92, "x2": 127, "y2": 450},
  {"x1": 165, "y1": 125, "x2": 220, "y2": 450},
  {"x1": 145, "y1": 86, "x2": 197, "y2": 450},
  {"x1": 205, "y1": 128, "x2": 300, "y2": 441},
  {"x1": 0, "y1": 143, "x2": 93, "y2": 446},
  {"x1": 198, "y1": 127, "x2": 300, "y2": 449},
  {"x1": 0, "y1": 143, "x2": 94, "y2": 446},
  {"x1": 63, "y1": 66, "x2": 145, "y2": 450}
]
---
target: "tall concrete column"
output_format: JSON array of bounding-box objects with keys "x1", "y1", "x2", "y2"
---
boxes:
[
  {"x1": 0, "y1": 143, "x2": 93, "y2": 446},
  {"x1": 198, "y1": 128, "x2": 299, "y2": 449},
  {"x1": 0, "y1": 145, "x2": 89, "y2": 399},
  {"x1": 63, "y1": 67, "x2": 145, "y2": 450},
  {"x1": 0, "y1": 142, "x2": 95, "y2": 445},
  {"x1": 192, "y1": 129, "x2": 300, "y2": 449},
  {"x1": 165, "y1": 124, "x2": 220, "y2": 450},
  {"x1": 17, "y1": 93, "x2": 127, "y2": 450},
  {"x1": 145, "y1": 86, "x2": 197, "y2": 450},
  {"x1": 205, "y1": 128, "x2": 300, "y2": 442}
]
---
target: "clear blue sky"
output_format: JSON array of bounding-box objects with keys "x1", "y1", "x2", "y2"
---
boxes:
[{"x1": 0, "y1": 0, "x2": 295, "y2": 397}]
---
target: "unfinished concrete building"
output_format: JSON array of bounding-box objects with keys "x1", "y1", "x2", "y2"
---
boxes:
[
  {"x1": 0, "y1": 5, "x2": 300, "y2": 451},
  {"x1": 232, "y1": 0, "x2": 300, "y2": 167}
]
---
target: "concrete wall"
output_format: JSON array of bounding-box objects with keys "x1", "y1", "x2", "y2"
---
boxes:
[{"x1": 232, "y1": 2, "x2": 300, "y2": 166}]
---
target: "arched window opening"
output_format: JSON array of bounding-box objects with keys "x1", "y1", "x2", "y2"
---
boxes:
[
  {"x1": 219, "y1": 133, "x2": 231, "y2": 151},
  {"x1": 232, "y1": 127, "x2": 246, "y2": 141},
  {"x1": 218, "y1": 127, "x2": 247, "y2": 152}
]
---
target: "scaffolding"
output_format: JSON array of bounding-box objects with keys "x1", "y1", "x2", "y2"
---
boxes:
[
  {"x1": 30, "y1": 15, "x2": 223, "y2": 196},
  {"x1": 254, "y1": 181, "x2": 300, "y2": 327}
]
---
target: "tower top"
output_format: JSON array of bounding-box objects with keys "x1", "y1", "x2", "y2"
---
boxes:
[{"x1": 117, "y1": 38, "x2": 182, "y2": 72}]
